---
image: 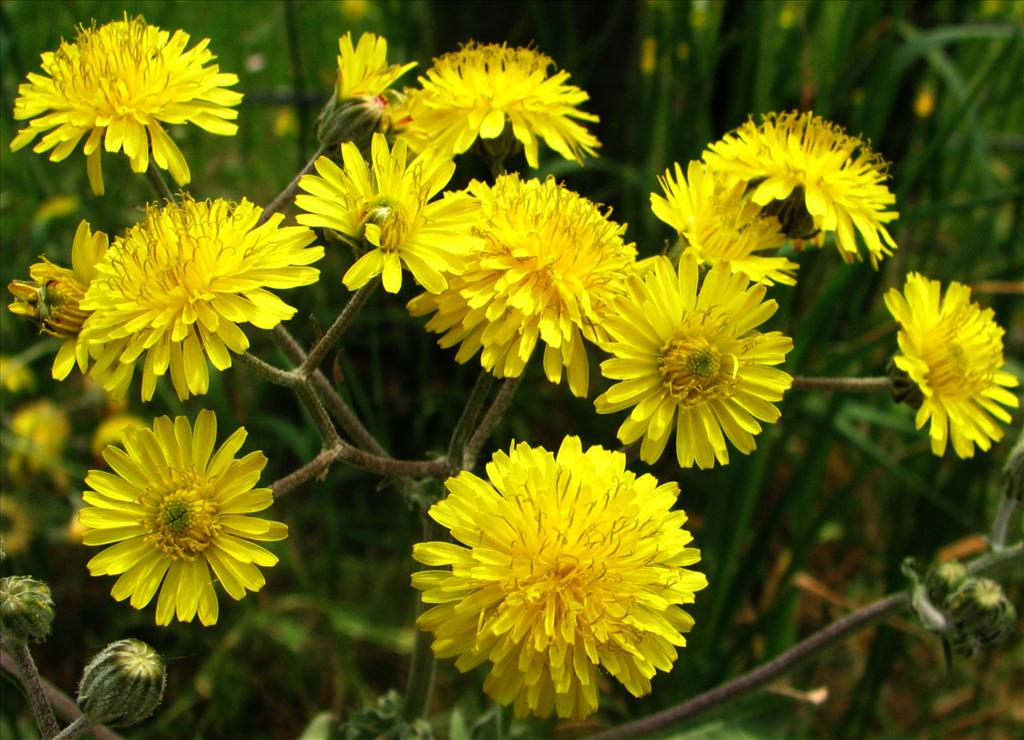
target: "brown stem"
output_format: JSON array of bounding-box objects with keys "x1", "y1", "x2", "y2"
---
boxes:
[
  {"x1": 790, "y1": 376, "x2": 892, "y2": 392},
  {"x1": 272, "y1": 325, "x2": 388, "y2": 455},
  {"x1": 270, "y1": 444, "x2": 452, "y2": 497},
  {"x1": 301, "y1": 282, "x2": 376, "y2": 376},
  {"x1": 463, "y1": 374, "x2": 523, "y2": 470},
  {"x1": 258, "y1": 143, "x2": 329, "y2": 226}
]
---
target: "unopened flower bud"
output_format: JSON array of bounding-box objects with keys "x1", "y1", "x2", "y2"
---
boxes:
[
  {"x1": 0, "y1": 576, "x2": 55, "y2": 643},
  {"x1": 316, "y1": 91, "x2": 396, "y2": 154},
  {"x1": 943, "y1": 577, "x2": 1017, "y2": 657},
  {"x1": 78, "y1": 639, "x2": 166, "y2": 728},
  {"x1": 924, "y1": 560, "x2": 968, "y2": 607}
]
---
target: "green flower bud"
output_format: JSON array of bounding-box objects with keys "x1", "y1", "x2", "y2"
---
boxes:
[
  {"x1": 924, "y1": 560, "x2": 968, "y2": 607},
  {"x1": 316, "y1": 91, "x2": 396, "y2": 154},
  {"x1": 943, "y1": 577, "x2": 1018, "y2": 657},
  {"x1": 0, "y1": 576, "x2": 54, "y2": 643},
  {"x1": 78, "y1": 639, "x2": 166, "y2": 728}
]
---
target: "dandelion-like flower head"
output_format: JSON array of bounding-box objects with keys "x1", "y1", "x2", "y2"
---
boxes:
[
  {"x1": 335, "y1": 31, "x2": 416, "y2": 99},
  {"x1": 80, "y1": 410, "x2": 286, "y2": 626},
  {"x1": 8, "y1": 221, "x2": 108, "y2": 380},
  {"x1": 296, "y1": 133, "x2": 480, "y2": 294},
  {"x1": 595, "y1": 255, "x2": 793, "y2": 468},
  {"x1": 10, "y1": 15, "x2": 242, "y2": 195},
  {"x1": 885, "y1": 273, "x2": 1019, "y2": 458},
  {"x1": 79, "y1": 196, "x2": 323, "y2": 400},
  {"x1": 408, "y1": 174, "x2": 637, "y2": 397},
  {"x1": 412, "y1": 436, "x2": 707, "y2": 720},
  {"x1": 397, "y1": 42, "x2": 599, "y2": 167},
  {"x1": 703, "y1": 111, "x2": 898, "y2": 265},
  {"x1": 652, "y1": 161, "x2": 796, "y2": 286}
]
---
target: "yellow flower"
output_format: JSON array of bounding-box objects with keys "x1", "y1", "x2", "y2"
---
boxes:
[
  {"x1": 295, "y1": 132, "x2": 480, "y2": 294},
  {"x1": 412, "y1": 436, "x2": 707, "y2": 720},
  {"x1": 885, "y1": 273, "x2": 1019, "y2": 458},
  {"x1": 397, "y1": 43, "x2": 599, "y2": 168},
  {"x1": 7, "y1": 400, "x2": 71, "y2": 483},
  {"x1": 80, "y1": 410, "x2": 287, "y2": 626},
  {"x1": 408, "y1": 174, "x2": 637, "y2": 397},
  {"x1": 0, "y1": 356, "x2": 35, "y2": 394},
  {"x1": 335, "y1": 32, "x2": 416, "y2": 99},
  {"x1": 10, "y1": 15, "x2": 242, "y2": 196},
  {"x1": 703, "y1": 111, "x2": 898, "y2": 265},
  {"x1": 595, "y1": 255, "x2": 793, "y2": 469},
  {"x1": 652, "y1": 160, "x2": 797, "y2": 286},
  {"x1": 8, "y1": 221, "x2": 109, "y2": 380},
  {"x1": 78, "y1": 196, "x2": 323, "y2": 401}
]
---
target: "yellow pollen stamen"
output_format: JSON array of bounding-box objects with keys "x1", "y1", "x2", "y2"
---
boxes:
[
  {"x1": 659, "y1": 334, "x2": 733, "y2": 404},
  {"x1": 146, "y1": 475, "x2": 220, "y2": 560}
]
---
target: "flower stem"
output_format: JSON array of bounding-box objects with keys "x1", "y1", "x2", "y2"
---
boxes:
[
  {"x1": 0, "y1": 648, "x2": 123, "y2": 740},
  {"x1": 301, "y1": 282, "x2": 377, "y2": 377},
  {"x1": 144, "y1": 162, "x2": 176, "y2": 205},
  {"x1": 271, "y1": 444, "x2": 451, "y2": 497},
  {"x1": 294, "y1": 382, "x2": 341, "y2": 446},
  {"x1": 790, "y1": 376, "x2": 892, "y2": 392},
  {"x1": 53, "y1": 716, "x2": 92, "y2": 740},
  {"x1": 589, "y1": 543, "x2": 1023, "y2": 739},
  {"x1": 258, "y1": 142, "x2": 329, "y2": 226},
  {"x1": 447, "y1": 371, "x2": 495, "y2": 469},
  {"x1": 990, "y1": 494, "x2": 1020, "y2": 551},
  {"x1": 273, "y1": 325, "x2": 389, "y2": 456},
  {"x1": 237, "y1": 352, "x2": 301, "y2": 387},
  {"x1": 403, "y1": 516, "x2": 442, "y2": 721},
  {"x1": 2, "y1": 640, "x2": 61, "y2": 739},
  {"x1": 464, "y1": 374, "x2": 523, "y2": 471}
]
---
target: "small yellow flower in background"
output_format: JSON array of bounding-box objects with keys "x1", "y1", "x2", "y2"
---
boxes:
[
  {"x1": 295, "y1": 132, "x2": 480, "y2": 294},
  {"x1": 412, "y1": 436, "x2": 707, "y2": 720},
  {"x1": 1, "y1": 495, "x2": 35, "y2": 555},
  {"x1": 8, "y1": 221, "x2": 109, "y2": 380},
  {"x1": 80, "y1": 410, "x2": 287, "y2": 626},
  {"x1": 408, "y1": 174, "x2": 637, "y2": 397},
  {"x1": 397, "y1": 42, "x2": 600, "y2": 168},
  {"x1": 0, "y1": 356, "x2": 36, "y2": 394},
  {"x1": 885, "y1": 273, "x2": 1019, "y2": 458},
  {"x1": 335, "y1": 32, "x2": 415, "y2": 99},
  {"x1": 595, "y1": 255, "x2": 793, "y2": 469},
  {"x1": 10, "y1": 15, "x2": 242, "y2": 195},
  {"x1": 7, "y1": 400, "x2": 71, "y2": 483},
  {"x1": 91, "y1": 415, "x2": 148, "y2": 457},
  {"x1": 703, "y1": 111, "x2": 898, "y2": 266},
  {"x1": 652, "y1": 160, "x2": 797, "y2": 286},
  {"x1": 78, "y1": 196, "x2": 323, "y2": 401}
]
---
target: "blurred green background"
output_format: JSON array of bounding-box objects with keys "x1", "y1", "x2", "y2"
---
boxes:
[{"x1": 1, "y1": 0, "x2": 1022, "y2": 737}]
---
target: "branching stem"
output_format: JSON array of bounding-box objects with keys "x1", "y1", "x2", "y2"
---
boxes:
[
  {"x1": 0, "y1": 639, "x2": 61, "y2": 739},
  {"x1": 589, "y1": 543, "x2": 1023, "y2": 739}
]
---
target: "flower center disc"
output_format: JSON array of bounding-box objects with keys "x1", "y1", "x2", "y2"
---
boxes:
[
  {"x1": 147, "y1": 473, "x2": 220, "y2": 559},
  {"x1": 659, "y1": 334, "x2": 728, "y2": 405}
]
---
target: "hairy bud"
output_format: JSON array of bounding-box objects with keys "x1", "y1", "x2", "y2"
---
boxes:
[
  {"x1": 78, "y1": 639, "x2": 166, "y2": 728},
  {"x1": 0, "y1": 576, "x2": 55, "y2": 643},
  {"x1": 924, "y1": 560, "x2": 968, "y2": 608},
  {"x1": 943, "y1": 577, "x2": 1018, "y2": 657}
]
